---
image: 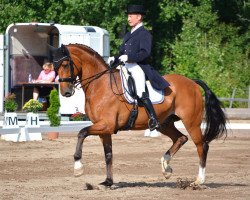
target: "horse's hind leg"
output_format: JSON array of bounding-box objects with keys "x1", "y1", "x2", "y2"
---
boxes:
[
  {"x1": 160, "y1": 120, "x2": 188, "y2": 179},
  {"x1": 99, "y1": 134, "x2": 113, "y2": 186},
  {"x1": 186, "y1": 125, "x2": 209, "y2": 185}
]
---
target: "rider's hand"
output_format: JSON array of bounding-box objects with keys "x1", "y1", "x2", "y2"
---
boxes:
[
  {"x1": 118, "y1": 55, "x2": 128, "y2": 63},
  {"x1": 107, "y1": 56, "x2": 115, "y2": 65}
]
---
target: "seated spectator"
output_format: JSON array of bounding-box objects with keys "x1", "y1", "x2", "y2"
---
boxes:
[{"x1": 33, "y1": 62, "x2": 56, "y2": 100}]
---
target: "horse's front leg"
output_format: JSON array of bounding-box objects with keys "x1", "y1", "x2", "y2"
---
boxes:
[
  {"x1": 74, "y1": 128, "x2": 89, "y2": 177},
  {"x1": 99, "y1": 134, "x2": 113, "y2": 187}
]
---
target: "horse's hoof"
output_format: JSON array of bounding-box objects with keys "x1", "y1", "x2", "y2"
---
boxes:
[
  {"x1": 99, "y1": 178, "x2": 113, "y2": 187},
  {"x1": 190, "y1": 181, "x2": 203, "y2": 187},
  {"x1": 190, "y1": 180, "x2": 198, "y2": 186},
  {"x1": 190, "y1": 176, "x2": 205, "y2": 186},
  {"x1": 162, "y1": 165, "x2": 173, "y2": 179},
  {"x1": 74, "y1": 165, "x2": 84, "y2": 177}
]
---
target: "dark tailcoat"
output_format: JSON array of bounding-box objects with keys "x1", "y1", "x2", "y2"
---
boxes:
[{"x1": 118, "y1": 26, "x2": 170, "y2": 90}]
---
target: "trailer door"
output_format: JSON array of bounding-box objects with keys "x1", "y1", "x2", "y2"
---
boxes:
[{"x1": 0, "y1": 34, "x2": 4, "y2": 113}]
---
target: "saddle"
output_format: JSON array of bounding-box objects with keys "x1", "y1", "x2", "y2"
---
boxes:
[{"x1": 119, "y1": 65, "x2": 164, "y2": 104}]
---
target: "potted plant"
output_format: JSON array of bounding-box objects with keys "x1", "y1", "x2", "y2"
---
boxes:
[
  {"x1": 46, "y1": 89, "x2": 61, "y2": 140},
  {"x1": 21, "y1": 99, "x2": 43, "y2": 141},
  {"x1": 23, "y1": 99, "x2": 43, "y2": 127},
  {"x1": 23, "y1": 99, "x2": 43, "y2": 113},
  {"x1": 4, "y1": 93, "x2": 18, "y2": 112},
  {"x1": 2, "y1": 93, "x2": 19, "y2": 140},
  {"x1": 3, "y1": 93, "x2": 18, "y2": 128}
]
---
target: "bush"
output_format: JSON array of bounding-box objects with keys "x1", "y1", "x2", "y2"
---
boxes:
[
  {"x1": 22, "y1": 99, "x2": 43, "y2": 112},
  {"x1": 4, "y1": 93, "x2": 18, "y2": 112},
  {"x1": 46, "y1": 89, "x2": 61, "y2": 126}
]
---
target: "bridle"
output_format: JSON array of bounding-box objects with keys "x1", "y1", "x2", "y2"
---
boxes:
[
  {"x1": 53, "y1": 45, "x2": 110, "y2": 88},
  {"x1": 53, "y1": 45, "x2": 78, "y2": 84}
]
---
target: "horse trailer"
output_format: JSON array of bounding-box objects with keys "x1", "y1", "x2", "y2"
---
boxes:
[{"x1": 0, "y1": 22, "x2": 110, "y2": 115}]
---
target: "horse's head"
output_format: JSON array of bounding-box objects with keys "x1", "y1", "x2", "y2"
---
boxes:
[
  {"x1": 50, "y1": 43, "x2": 110, "y2": 97},
  {"x1": 51, "y1": 44, "x2": 80, "y2": 97}
]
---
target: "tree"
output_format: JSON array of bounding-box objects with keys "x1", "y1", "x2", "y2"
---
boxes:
[
  {"x1": 0, "y1": 0, "x2": 66, "y2": 32},
  {"x1": 0, "y1": 0, "x2": 249, "y2": 103},
  {"x1": 167, "y1": 0, "x2": 249, "y2": 103}
]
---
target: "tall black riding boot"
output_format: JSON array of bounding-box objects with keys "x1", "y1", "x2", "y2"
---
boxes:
[{"x1": 140, "y1": 93, "x2": 160, "y2": 131}]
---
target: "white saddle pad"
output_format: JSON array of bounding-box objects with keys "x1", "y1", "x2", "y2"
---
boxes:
[{"x1": 118, "y1": 65, "x2": 164, "y2": 104}]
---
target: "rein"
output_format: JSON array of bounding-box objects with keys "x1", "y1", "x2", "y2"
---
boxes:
[
  {"x1": 78, "y1": 52, "x2": 112, "y2": 88},
  {"x1": 77, "y1": 68, "x2": 110, "y2": 88}
]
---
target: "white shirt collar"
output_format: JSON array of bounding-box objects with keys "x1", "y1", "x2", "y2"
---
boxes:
[{"x1": 131, "y1": 22, "x2": 143, "y2": 33}]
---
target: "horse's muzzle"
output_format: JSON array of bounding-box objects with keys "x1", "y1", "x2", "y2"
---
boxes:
[{"x1": 60, "y1": 85, "x2": 75, "y2": 97}]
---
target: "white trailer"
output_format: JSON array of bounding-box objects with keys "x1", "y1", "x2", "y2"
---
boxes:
[{"x1": 0, "y1": 22, "x2": 109, "y2": 115}]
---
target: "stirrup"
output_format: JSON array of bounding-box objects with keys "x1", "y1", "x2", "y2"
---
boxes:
[{"x1": 148, "y1": 118, "x2": 160, "y2": 131}]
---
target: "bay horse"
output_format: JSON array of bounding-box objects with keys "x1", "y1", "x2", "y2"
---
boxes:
[{"x1": 52, "y1": 44, "x2": 227, "y2": 187}]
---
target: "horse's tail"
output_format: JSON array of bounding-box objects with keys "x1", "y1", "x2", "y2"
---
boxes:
[{"x1": 193, "y1": 79, "x2": 227, "y2": 143}]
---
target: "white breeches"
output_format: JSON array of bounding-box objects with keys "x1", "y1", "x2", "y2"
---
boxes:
[{"x1": 125, "y1": 63, "x2": 145, "y2": 98}]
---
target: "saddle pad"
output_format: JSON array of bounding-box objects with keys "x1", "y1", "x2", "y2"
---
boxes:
[{"x1": 118, "y1": 66, "x2": 164, "y2": 104}]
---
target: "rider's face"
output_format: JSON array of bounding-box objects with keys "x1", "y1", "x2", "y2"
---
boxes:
[{"x1": 127, "y1": 14, "x2": 142, "y2": 28}]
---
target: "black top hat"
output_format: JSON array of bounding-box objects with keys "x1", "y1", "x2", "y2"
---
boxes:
[{"x1": 126, "y1": 5, "x2": 146, "y2": 15}]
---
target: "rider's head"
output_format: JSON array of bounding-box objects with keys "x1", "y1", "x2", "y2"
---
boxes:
[{"x1": 126, "y1": 5, "x2": 145, "y2": 28}]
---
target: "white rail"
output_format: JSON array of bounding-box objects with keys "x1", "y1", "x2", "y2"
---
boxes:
[{"x1": 0, "y1": 121, "x2": 93, "y2": 135}]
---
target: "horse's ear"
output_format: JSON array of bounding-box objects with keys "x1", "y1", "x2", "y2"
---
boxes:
[{"x1": 47, "y1": 44, "x2": 57, "y2": 52}]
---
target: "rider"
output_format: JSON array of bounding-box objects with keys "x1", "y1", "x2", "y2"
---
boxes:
[{"x1": 108, "y1": 4, "x2": 170, "y2": 131}]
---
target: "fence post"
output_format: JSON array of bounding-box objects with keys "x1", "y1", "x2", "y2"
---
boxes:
[{"x1": 230, "y1": 88, "x2": 236, "y2": 108}]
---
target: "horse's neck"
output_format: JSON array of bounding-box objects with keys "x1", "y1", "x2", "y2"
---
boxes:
[
  {"x1": 82, "y1": 55, "x2": 121, "y2": 100},
  {"x1": 80, "y1": 50, "x2": 107, "y2": 74},
  {"x1": 77, "y1": 49, "x2": 123, "y2": 122},
  {"x1": 80, "y1": 52, "x2": 112, "y2": 94},
  {"x1": 83, "y1": 69, "x2": 122, "y2": 122}
]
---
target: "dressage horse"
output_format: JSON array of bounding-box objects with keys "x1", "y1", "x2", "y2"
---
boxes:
[{"x1": 52, "y1": 44, "x2": 227, "y2": 187}]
